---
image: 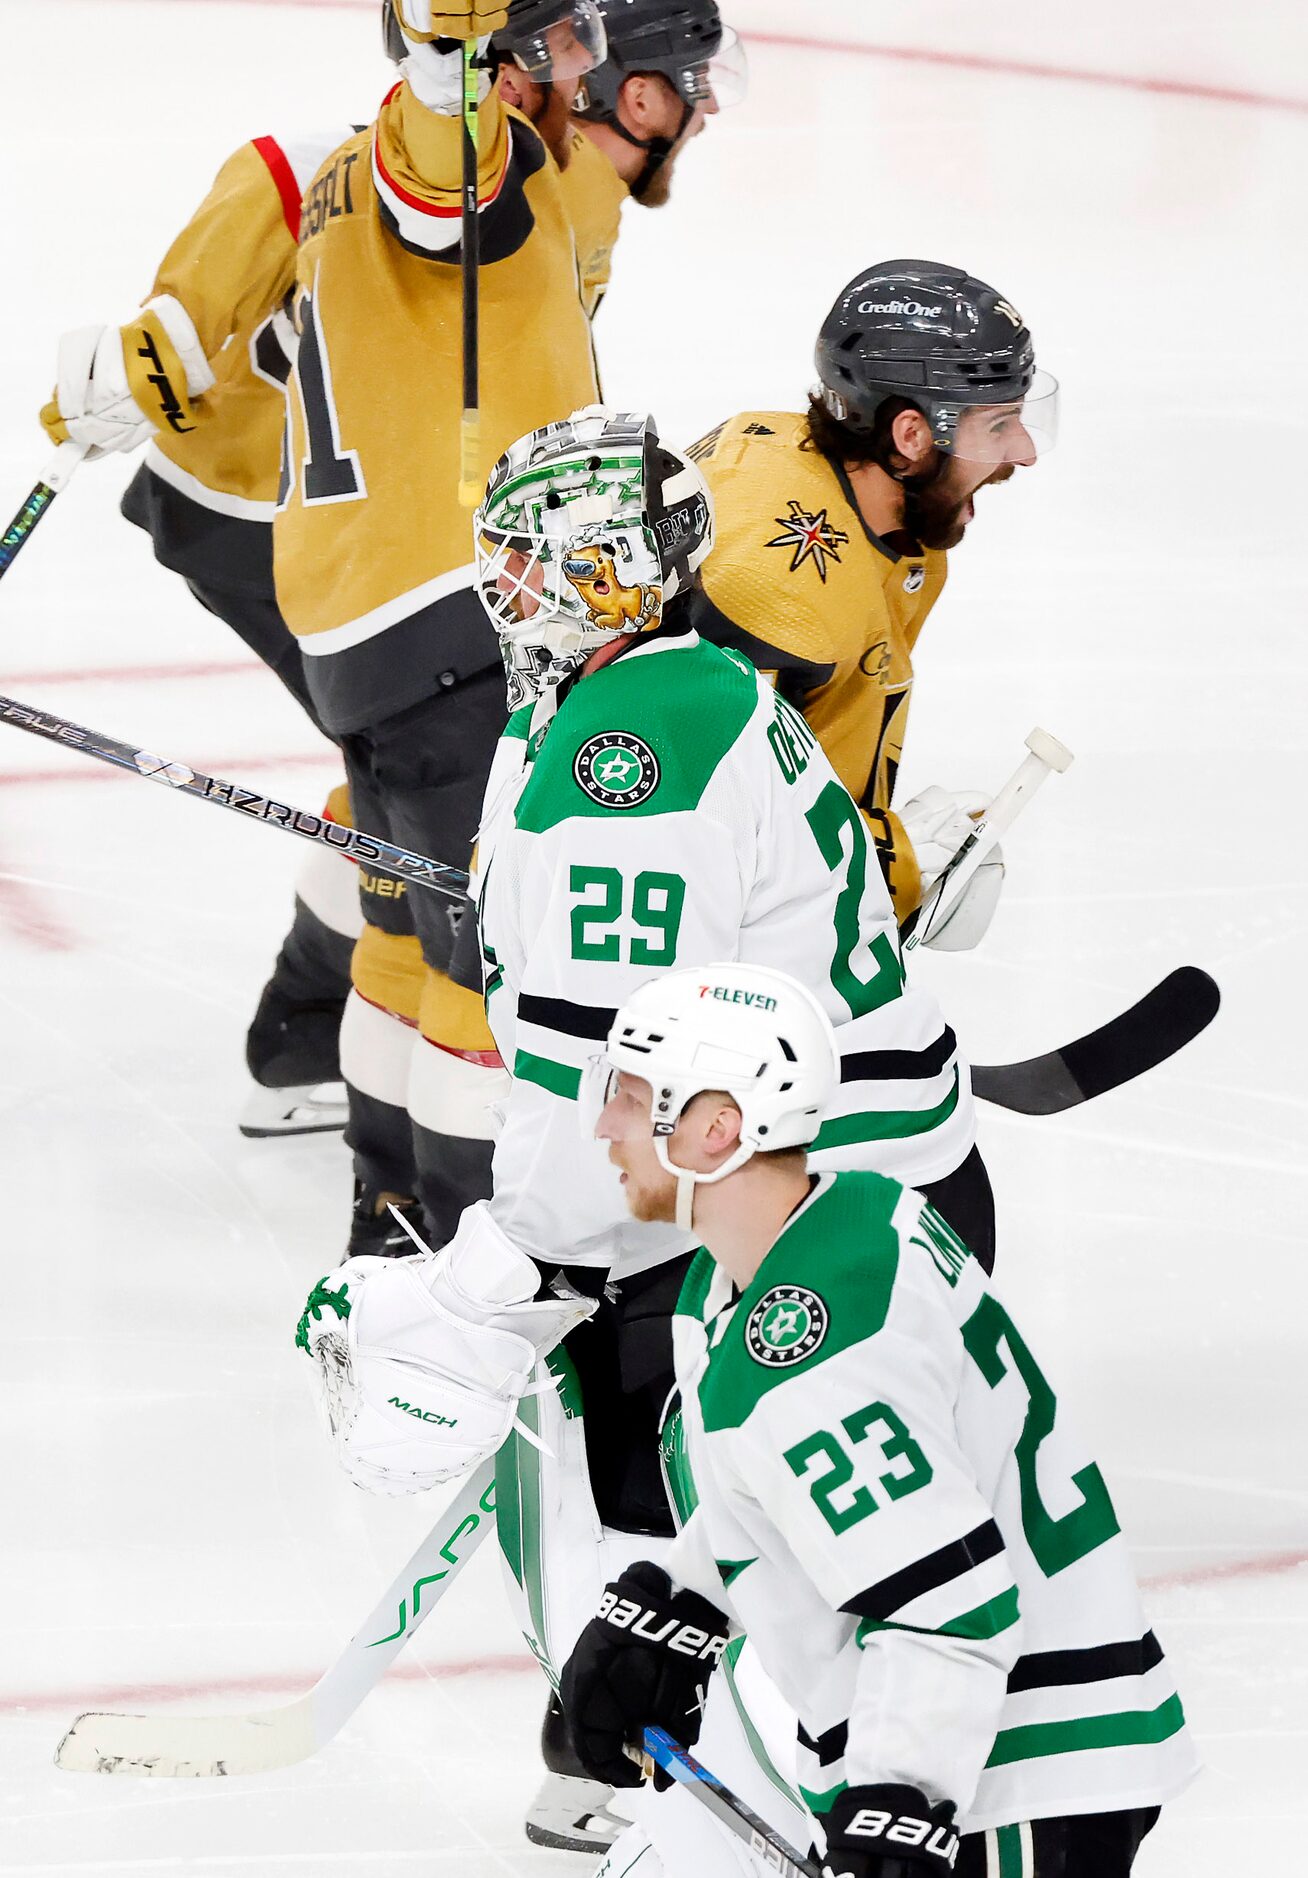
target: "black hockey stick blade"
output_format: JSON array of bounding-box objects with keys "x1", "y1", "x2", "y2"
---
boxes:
[{"x1": 972, "y1": 967, "x2": 1220, "y2": 1115}]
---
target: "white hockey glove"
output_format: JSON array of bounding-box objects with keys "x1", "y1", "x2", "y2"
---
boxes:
[
  {"x1": 394, "y1": 16, "x2": 497, "y2": 113},
  {"x1": 39, "y1": 295, "x2": 215, "y2": 460},
  {"x1": 295, "y1": 1201, "x2": 595, "y2": 1496},
  {"x1": 899, "y1": 785, "x2": 1005, "y2": 953}
]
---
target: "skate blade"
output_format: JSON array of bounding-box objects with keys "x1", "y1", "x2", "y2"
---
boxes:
[{"x1": 239, "y1": 1083, "x2": 348, "y2": 1138}]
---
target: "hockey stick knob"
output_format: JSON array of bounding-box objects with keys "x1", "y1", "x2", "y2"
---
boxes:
[{"x1": 1024, "y1": 726, "x2": 1074, "y2": 774}]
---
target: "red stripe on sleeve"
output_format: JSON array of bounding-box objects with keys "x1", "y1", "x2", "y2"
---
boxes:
[{"x1": 252, "y1": 135, "x2": 304, "y2": 241}]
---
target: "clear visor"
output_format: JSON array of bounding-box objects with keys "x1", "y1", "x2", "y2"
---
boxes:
[
  {"x1": 510, "y1": 1, "x2": 607, "y2": 81},
  {"x1": 679, "y1": 27, "x2": 749, "y2": 112},
  {"x1": 947, "y1": 368, "x2": 1060, "y2": 465},
  {"x1": 577, "y1": 1055, "x2": 617, "y2": 1140}
]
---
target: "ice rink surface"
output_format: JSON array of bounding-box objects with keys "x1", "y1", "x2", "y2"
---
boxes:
[{"x1": 0, "y1": 0, "x2": 1305, "y2": 1871}]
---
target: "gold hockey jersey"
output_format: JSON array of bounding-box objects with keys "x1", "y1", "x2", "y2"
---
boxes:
[
  {"x1": 686, "y1": 411, "x2": 948, "y2": 917},
  {"x1": 559, "y1": 125, "x2": 628, "y2": 320},
  {"x1": 120, "y1": 126, "x2": 355, "y2": 593},
  {"x1": 274, "y1": 81, "x2": 601, "y2": 734}
]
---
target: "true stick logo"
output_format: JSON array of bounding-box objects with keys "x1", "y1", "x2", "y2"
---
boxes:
[
  {"x1": 573, "y1": 732, "x2": 660, "y2": 809},
  {"x1": 745, "y1": 1285, "x2": 829, "y2": 1368}
]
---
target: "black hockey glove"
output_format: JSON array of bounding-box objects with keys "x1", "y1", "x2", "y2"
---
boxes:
[
  {"x1": 821, "y1": 1785, "x2": 961, "y2": 1878},
  {"x1": 558, "y1": 1560, "x2": 730, "y2": 1790}
]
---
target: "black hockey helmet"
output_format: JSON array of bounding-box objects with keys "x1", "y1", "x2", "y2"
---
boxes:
[
  {"x1": 815, "y1": 261, "x2": 1059, "y2": 461},
  {"x1": 384, "y1": 0, "x2": 605, "y2": 79},
  {"x1": 575, "y1": 0, "x2": 747, "y2": 121}
]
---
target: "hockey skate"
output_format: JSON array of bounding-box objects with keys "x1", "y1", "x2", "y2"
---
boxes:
[
  {"x1": 239, "y1": 1081, "x2": 350, "y2": 1139},
  {"x1": 524, "y1": 1692, "x2": 625, "y2": 1854},
  {"x1": 343, "y1": 1182, "x2": 428, "y2": 1261}
]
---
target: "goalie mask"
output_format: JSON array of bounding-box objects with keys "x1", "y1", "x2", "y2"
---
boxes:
[
  {"x1": 581, "y1": 964, "x2": 839, "y2": 1231},
  {"x1": 474, "y1": 407, "x2": 714, "y2": 711}
]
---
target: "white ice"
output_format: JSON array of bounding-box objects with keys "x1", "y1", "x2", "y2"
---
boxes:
[{"x1": 0, "y1": 1, "x2": 1304, "y2": 1872}]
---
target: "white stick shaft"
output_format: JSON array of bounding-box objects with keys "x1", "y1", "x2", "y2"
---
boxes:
[
  {"x1": 905, "y1": 732, "x2": 1071, "y2": 951},
  {"x1": 41, "y1": 439, "x2": 89, "y2": 493},
  {"x1": 54, "y1": 1458, "x2": 497, "y2": 1776}
]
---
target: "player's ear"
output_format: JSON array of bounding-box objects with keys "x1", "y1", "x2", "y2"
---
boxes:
[
  {"x1": 620, "y1": 72, "x2": 657, "y2": 133},
  {"x1": 889, "y1": 406, "x2": 936, "y2": 473},
  {"x1": 704, "y1": 1097, "x2": 744, "y2": 1158}
]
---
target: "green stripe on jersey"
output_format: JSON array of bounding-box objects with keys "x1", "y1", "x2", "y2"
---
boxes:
[
  {"x1": 799, "y1": 1780, "x2": 847, "y2": 1816},
  {"x1": 513, "y1": 635, "x2": 758, "y2": 833},
  {"x1": 856, "y1": 1584, "x2": 1020, "y2": 1648},
  {"x1": 985, "y1": 1692, "x2": 1187, "y2": 1770},
  {"x1": 812, "y1": 1068, "x2": 960, "y2": 1152},
  {"x1": 513, "y1": 1049, "x2": 581, "y2": 1100}
]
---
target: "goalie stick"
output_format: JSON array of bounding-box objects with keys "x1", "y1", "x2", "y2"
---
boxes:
[
  {"x1": 971, "y1": 965, "x2": 1220, "y2": 1115},
  {"x1": 0, "y1": 442, "x2": 86, "y2": 581},
  {"x1": 55, "y1": 1458, "x2": 496, "y2": 1777},
  {"x1": 628, "y1": 1729, "x2": 821, "y2": 1878},
  {"x1": 0, "y1": 693, "x2": 469, "y2": 902}
]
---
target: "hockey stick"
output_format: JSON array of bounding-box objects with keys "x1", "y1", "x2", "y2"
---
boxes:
[
  {"x1": 457, "y1": 36, "x2": 481, "y2": 509},
  {"x1": 902, "y1": 726, "x2": 1074, "y2": 952},
  {"x1": 971, "y1": 965, "x2": 1220, "y2": 1115},
  {"x1": 0, "y1": 693, "x2": 470, "y2": 902},
  {"x1": 0, "y1": 441, "x2": 86, "y2": 581},
  {"x1": 629, "y1": 1729, "x2": 821, "y2": 1878},
  {"x1": 55, "y1": 1458, "x2": 497, "y2": 1777}
]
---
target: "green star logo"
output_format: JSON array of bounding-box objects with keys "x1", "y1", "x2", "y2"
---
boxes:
[
  {"x1": 745, "y1": 1285, "x2": 830, "y2": 1368},
  {"x1": 573, "y1": 732, "x2": 661, "y2": 809}
]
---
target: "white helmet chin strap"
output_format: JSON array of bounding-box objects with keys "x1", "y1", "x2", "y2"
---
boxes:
[{"x1": 654, "y1": 1136, "x2": 757, "y2": 1234}]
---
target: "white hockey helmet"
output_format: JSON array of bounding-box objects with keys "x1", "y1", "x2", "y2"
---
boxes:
[
  {"x1": 474, "y1": 406, "x2": 714, "y2": 710},
  {"x1": 586, "y1": 963, "x2": 839, "y2": 1229}
]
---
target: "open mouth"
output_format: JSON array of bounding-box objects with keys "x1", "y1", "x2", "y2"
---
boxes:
[{"x1": 593, "y1": 579, "x2": 611, "y2": 594}]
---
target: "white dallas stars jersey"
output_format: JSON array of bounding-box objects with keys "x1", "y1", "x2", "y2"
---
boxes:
[
  {"x1": 474, "y1": 625, "x2": 974, "y2": 1278},
  {"x1": 664, "y1": 1172, "x2": 1199, "y2": 1835}
]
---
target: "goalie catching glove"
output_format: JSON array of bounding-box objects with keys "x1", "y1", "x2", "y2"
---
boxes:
[
  {"x1": 821, "y1": 1785, "x2": 961, "y2": 1878},
  {"x1": 899, "y1": 785, "x2": 1004, "y2": 952},
  {"x1": 294, "y1": 1200, "x2": 594, "y2": 1494},
  {"x1": 559, "y1": 1561, "x2": 731, "y2": 1790},
  {"x1": 40, "y1": 295, "x2": 215, "y2": 459}
]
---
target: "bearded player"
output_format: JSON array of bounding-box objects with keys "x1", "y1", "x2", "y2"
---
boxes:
[{"x1": 688, "y1": 261, "x2": 1058, "y2": 936}]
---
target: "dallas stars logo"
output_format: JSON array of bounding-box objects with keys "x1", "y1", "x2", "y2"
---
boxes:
[
  {"x1": 766, "y1": 501, "x2": 849, "y2": 583},
  {"x1": 744, "y1": 1284, "x2": 830, "y2": 1368},
  {"x1": 573, "y1": 732, "x2": 661, "y2": 809}
]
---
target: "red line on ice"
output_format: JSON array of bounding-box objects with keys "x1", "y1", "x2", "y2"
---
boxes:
[
  {"x1": 102, "y1": 0, "x2": 1308, "y2": 116},
  {"x1": 4, "y1": 1551, "x2": 1305, "y2": 1719},
  {"x1": 0, "y1": 751, "x2": 339, "y2": 788},
  {"x1": 1, "y1": 1652, "x2": 538, "y2": 1718},
  {"x1": 6, "y1": 659, "x2": 263, "y2": 688},
  {"x1": 1141, "y1": 1548, "x2": 1308, "y2": 1592},
  {"x1": 0, "y1": 856, "x2": 79, "y2": 951}
]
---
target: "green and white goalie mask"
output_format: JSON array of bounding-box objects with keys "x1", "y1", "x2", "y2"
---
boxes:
[
  {"x1": 580, "y1": 963, "x2": 840, "y2": 1229},
  {"x1": 474, "y1": 407, "x2": 714, "y2": 711}
]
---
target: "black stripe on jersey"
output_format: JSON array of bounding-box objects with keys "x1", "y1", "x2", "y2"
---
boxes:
[
  {"x1": 517, "y1": 993, "x2": 616, "y2": 1042},
  {"x1": 840, "y1": 1520, "x2": 1004, "y2": 1623},
  {"x1": 682, "y1": 587, "x2": 836, "y2": 703},
  {"x1": 796, "y1": 1719, "x2": 848, "y2": 1767},
  {"x1": 376, "y1": 117, "x2": 545, "y2": 266},
  {"x1": 840, "y1": 1027, "x2": 957, "y2": 1084},
  {"x1": 1007, "y1": 1630, "x2": 1164, "y2": 1694}
]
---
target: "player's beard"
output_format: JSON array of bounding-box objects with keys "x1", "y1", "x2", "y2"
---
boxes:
[
  {"x1": 903, "y1": 461, "x2": 1016, "y2": 551},
  {"x1": 535, "y1": 85, "x2": 576, "y2": 168}
]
